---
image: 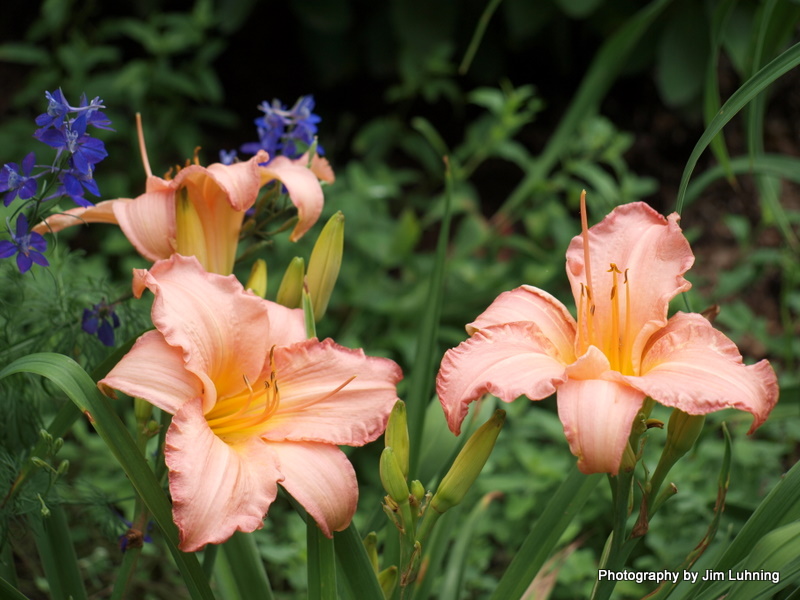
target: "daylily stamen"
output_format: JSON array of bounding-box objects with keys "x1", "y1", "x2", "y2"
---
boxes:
[{"x1": 608, "y1": 263, "x2": 621, "y2": 371}]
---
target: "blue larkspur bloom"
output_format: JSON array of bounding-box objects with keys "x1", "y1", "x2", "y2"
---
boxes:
[
  {"x1": 82, "y1": 299, "x2": 121, "y2": 346},
  {"x1": 0, "y1": 152, "x2": 38, "y2": 206},
  {"x1": 58, "y1": 166, "x2": 100, "y2": 207},
  {"x1": 240, "y1": 95, "x2": 324, "y2": 161},
  {"x1": 0, "y1": 214, "x2": 49, "y2": 273},
  {"x1": 36, "y1": 112, "x2": 108, "y2": 175}
]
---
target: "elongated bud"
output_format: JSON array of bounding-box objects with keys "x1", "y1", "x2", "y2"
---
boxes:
[
  {"x1": 385, "y1": 401, "x2": 409, "y2": 478},
  {"x1": 363, "y1": 531, "x2": 379, "y2": 573},
  {"x1": 380, "y1": 447, "x2": 410, "y2": 505},
  {"x1": 664, "y1": 410, "x2": 705, "y2": 460},
  {"x1": 378, "y1": 566, "x2": 398, "y2": 599},
  {"x1": 134, "y1": 397, "x2": 153, "y2": 424},
  {"x1": 276, "y1": 257, "x2": 305, "y2": 308},
  {"x1": 246, "y1": 259, "x2": 267, "y2": 298},
  {"x1": 430, "y1": 410, "x2": 505, "y2": 514},
  {"x1": 306, "y1": 211, "x2": 344, "y2": 321},
  {"x1": 174, "y1": 188, "x2": 208, "y2": 269}
]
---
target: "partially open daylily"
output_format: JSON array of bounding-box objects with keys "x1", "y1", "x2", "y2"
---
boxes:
[
  {"x1": 99, "y1": 255, "x2": 402, "y2": 551},
  {"x1": 33, "y1": 117, "x2": 329, "y2": 274},
  {"x1": 437, "y1": 196, "x2": 778, "y2": 475}
]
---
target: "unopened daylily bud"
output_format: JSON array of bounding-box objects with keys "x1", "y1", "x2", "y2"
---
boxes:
[
  {"x1": 385, "y1": 401, "x2": 410, "y2": 478},
  {"x1": 246, "y1": 259, "x2": 268, "y2": 298},
  {"x1": 363, "y1": 531, "x2": 379, "y2": 573},
  {"x1": 380, "y1": 447, "x2": 410, "y2": 505},
  {"x1": 276, "y1": 257, "x2": 304, "y2": 308},
  {"x1": 430, "y1": 410, "x2": 505, "y2": 515},
  {"x1": 378, "y1": 566, "x2": 398, "y2": 599},
  {"x1": 174, "y1": 188, "x2": 208, "y2": 268},
  {"x1": 134, "y1": 397, "x2": 153, "y2": 424},
  {"x1": 410, "y1": 480, "x2": 426, "y2": 505},
  {"x1": 664, "y1": 410, "x2": 705, "y2": 459},
  {"x1": 306, "y1": 211, "x2": 344, "y2": 321}
]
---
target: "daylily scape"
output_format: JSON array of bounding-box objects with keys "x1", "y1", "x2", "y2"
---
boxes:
[
  {"x1": 437, "y1": 196, "x2": 779, "y2": 475},
  {"x1": 99, "y1": 255, "x2": 402, "y2": 551}
]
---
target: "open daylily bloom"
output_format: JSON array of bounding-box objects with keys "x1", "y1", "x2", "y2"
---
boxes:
[
  {"x1": 437, "y1": 198, "x2": 778, "y2": 475},
  {"x1": 99, "y1": 255, "x2": 401, "y2": 551},
  {"x1": 33, "y1": 118, "x2": 328, "y2": 274}
]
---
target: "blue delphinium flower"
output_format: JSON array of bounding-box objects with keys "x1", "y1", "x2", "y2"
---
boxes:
[
  {"x1": 82, "y1": 299, "x2": 121, "y2": 346},
  {"x1": 219, "y1": 149, "x2": 238, "y2": 165},
  {"x1": 0, "y1": 152, "x2": 38, "y2": 207},
  {"x1": 0, "y1": 214, "x2": 49, "y2": 273},
  {"x1": 36, "y1": 112, "x2": 108, "y2": 176},
  {"x1": 240, "y1": 95, "x2": 324, "y2": 161},
  {"x1": 58, "y1": 165, "x2": 100, "y2": 207}
]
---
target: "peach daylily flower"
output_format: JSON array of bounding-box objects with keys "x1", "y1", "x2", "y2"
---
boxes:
[
  {"x1": 34, "y1": 121, "x2": 329, "y2": 274},
  {"x1": 99, "y1": 255, "x2": 401, "y2": 551},
  {"x1": 437, "y1": 198, "x2": 778, "y2": 475}
]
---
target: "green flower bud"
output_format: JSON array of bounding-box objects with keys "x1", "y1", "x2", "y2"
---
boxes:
[
  {"x1": 378, "y1": 566, "x2": 398, "y2": 599},
  {"x1": 664, "y1": 410, "x2": 705, "y2": 459},
  {"x1": 430, "y1": 410, "x2": 505, "y2": 514},
  {"x1": 306, "y1": 211, "x2": 344, "y2": 321},
  {"x1": 385, "y1": 401, "x2": 409, "y2": 478},
  {"x1": 380, "y1": 447, "x2": 410, "y2": 505},
  {"x1": 363, "y1": 531, "x2": 379, "y2": 573},
  {"x1": 410, "y1": 480, "x2": 426, "y2": 505},
  {"x1": 245, "y1": 259, "x2": 268, "y2": 298},
  {"x1": 276, "y1": 257, "x2": 305, "y2": 308},
  {"x1": 134, "y1": 397, "x2": 153, "y2": 424}
]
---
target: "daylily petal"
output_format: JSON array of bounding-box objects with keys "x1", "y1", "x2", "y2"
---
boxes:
[
  {"x1": 260, "y1": 301, "x2": 307, "y2": 347},
  {"x1": 200, "y1": 150, "x2": 270, "y2": 211},
  {"x1": 261, "y1": 338, "x2": 402, "y2": 445},
  {"x1": 557, "y1": 378, "x2": 645, "y2": 474},
  {"x1": 296, "y1": 152, "x2": 335, "y2": 184},
  {"x1": 166, "y1": 398, "x2": 282, "y2": 552},
  {"x1": 260, "y1": 155, "x2": 324, "y2": 242},
  {"x1": 620, "y1": 312, "x2": 779, "y2": 432},
  {"x1": 436, "y1": 322, "x2": 569, "y2": 435},
  {"x1": 133, "y1": 255, "x2": 271, "y2": 411},
  {"x1": 268, "y1": 441, "x2": 357, "y2": 536},
  {"x1": 113, "y1": 189, "x2": 177, "y2": 262},
  {"x1": 99, "y1": 330, "x2": 203, "y2": 414},
  {"x1": 32, "y1": 199, "x2": 123, "y2": 235},
  {"x1": 565, "y1": 202, "x2": 693, "y2": 372},
  {"x1": 467, "y1": 284, "x2": 577, "y2": 363}
]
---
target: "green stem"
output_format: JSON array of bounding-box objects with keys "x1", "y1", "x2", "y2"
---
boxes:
[
  {"x1": 307, "y1": 521, "x2": 337, "y2": 600},
  {"x1": 592, "y1": 470, "x2": 635, "y2": 600},
  {"x1": 109, "y1": 547, "x2": 142, "y2": 600}
]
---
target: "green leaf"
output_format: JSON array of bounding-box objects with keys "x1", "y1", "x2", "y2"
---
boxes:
[
  {"x1": 675, "y1": 39, "x2": 800, "y2": 213},
  {"x1": 217, "y1": 531, "x2": 275, "y2": 600},
  {"x1": 0, "y1": 576, "x2": 32, "y2": 600},
  {"x1": 0, "y1": 354, "x2": 216, "y2": 600},
  {"x1": 30, "y1": 506, "x2": 88, "y2": 600},
  {"x1": 489, "y1": 467, "x2": 602, "y2": 600},
  {"x1": 334, "y1": 523, "x2": 385, "y2": 599},
  {"x1": 308, "y1": 522, "x2": 337, "y2": 600}
]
